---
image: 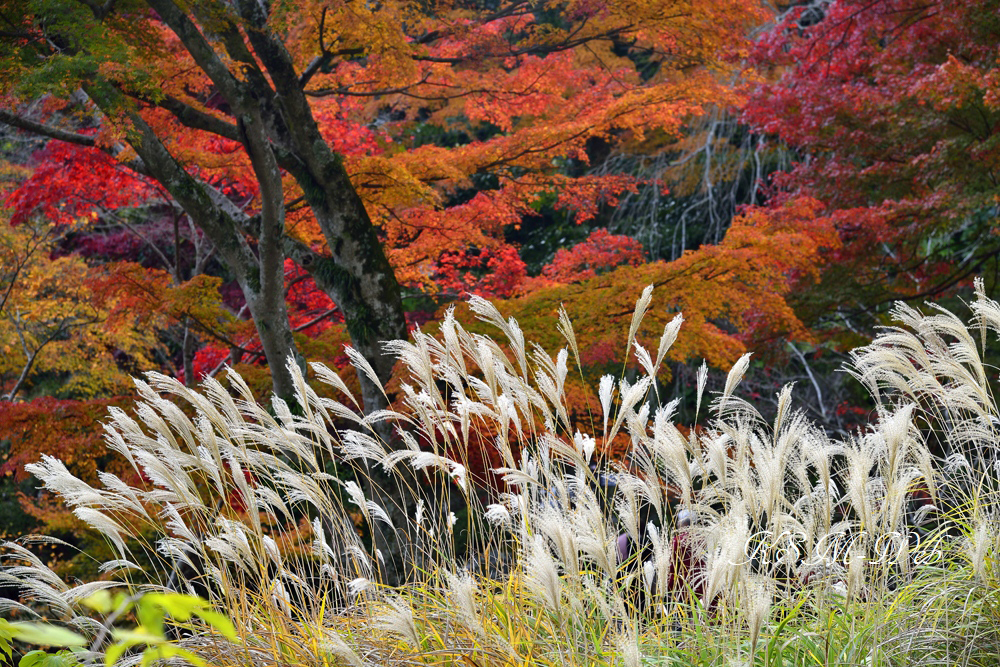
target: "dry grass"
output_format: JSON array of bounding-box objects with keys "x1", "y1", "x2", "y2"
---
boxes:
[{"x1": 4, "y1": 281, "x2": 1000, "y2": 666}]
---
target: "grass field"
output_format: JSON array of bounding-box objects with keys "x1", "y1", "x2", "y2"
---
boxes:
[{"x1": 5, "y1": 284, "x2": 999, "y2": 666}]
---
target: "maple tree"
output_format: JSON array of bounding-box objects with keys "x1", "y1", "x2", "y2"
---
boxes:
[
  {"x1": 744, "y1": 0, "x2": 1000, "y2": 326},
  {"x1": 0, "y1": 146, "x2": 253, "y2": 396},
  {"x1": 455, "y1": 197, "x2": 841, "y2": 417},
  {"x1": 0, "y1": 209, "x2": 170, "y2": 400},
  {"x1": 539, "y1": 227, "x2": 645, "y2": 284},
  {"x1": 0, "y1": 0, "x2": 783, "y2": 584},
  {"x1": 0, "y1": 0, "x2": 767, "y2": 415},
  {"x1": 3, "y1": 138, "x2": 238, "y2": 386}
]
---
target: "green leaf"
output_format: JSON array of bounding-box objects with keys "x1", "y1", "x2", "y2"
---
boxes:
[
  {"x1": 104, "y1": 641, "x2": 127, "y2": 667},
  {"x1": 194, "y1": 610, "x2": 237, "y2": 642},
  {"x1": 142, "y1": 593, "x2": 236, "y2": 640},
  {"x1": 0, "y1": 618, "x2": 15, "y2": 658},
  {"x1": 135, "y1": 601, "x2": 165, "y2": 637},
  {"x1": 143, "y1": 593, "x2": 205, "y2": 621},
  {"x1": 20, "y1": 649, "x2": 81, "y2": 667},
  {"x1": 8, "y1": 623, "x2": 88, "y2": 648},
  {"x1": 80, "y1": 590, "x2": 115, "y2": 614},
  {"x1": 109, "y1": 628, "x2": 163, "y2": 647}
]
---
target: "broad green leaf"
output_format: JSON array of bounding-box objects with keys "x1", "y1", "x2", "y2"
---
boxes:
[
  {"x1": 194, "y1": 610, "x2": 237, "y2": 642},
  {"x1": 135, "y1": 601, "x2": 165, "y2": 637},
  {"x1": 8, "y1": 623, "x2": 87, "y2": 648},
  {"x1": 143, "y1": 593, "x2": 205, "y2": 621},
  {"x1": 20, "y1": 649, "x2": 82, "y2": 667},
  {"x1": 104, "y1": 641, "x2": 127, "y2": 667},
  {"x1": 0, "y1": 619, "x2": 14, "y2": 658},
  {"x1": 80, "y1": 590, "x2": 114, "y2": 614}
]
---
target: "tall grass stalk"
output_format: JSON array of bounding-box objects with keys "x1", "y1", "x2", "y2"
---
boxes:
[{"x1": 4, "y1": 281, "x2": 1000, "y2": 666}]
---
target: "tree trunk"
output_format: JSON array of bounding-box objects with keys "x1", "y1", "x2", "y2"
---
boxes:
[
  {"x1": 114, "y1": 104, "x2": 301, "y2": 403},
  {"x1": 233, "y1": 2, "x2": 414, "y2": 583},
  {"x1": 83, "y1": 0, "x2": 414, "y2": 582},
  {"x1": 181, "y1": 317, "x2": 197, "y2": 388},
  {"x1": 233, "y1": 0, "x2": 409, "y2": 397}
]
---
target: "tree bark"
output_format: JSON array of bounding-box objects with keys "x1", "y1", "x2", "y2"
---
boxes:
[
  {"x1": 137, "y1": 0, "x2": 416, "y2": 583},
  {"x1": 15, "y1": 0, "x2": 415, "y2": 582},
  {"x1": 106, "y1": 99, "x2": 301, "y2": 403},
  {"x1": 233, "y1": 0, "x2": 409, "y2": 407}
]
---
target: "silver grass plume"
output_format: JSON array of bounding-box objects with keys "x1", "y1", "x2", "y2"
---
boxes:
[
  {"x1": 524, "y1": 534, "x2": 562, "y2": 615},
  {"x1": 599, "y1": 374, "x2": 615, "y2": 441},
  {"x1": 718, "y1": 353, "x2": 752, "y2": 419},
  {"x1": 376, "y1": 596, "x2": 420, "y2": 648},
  {"x1": 557, "y1": 304, "x2": 581, "y2": 368},
  {"x1": 444, "y1": 569, "x2": 483, "y2": 635},
  {"x1": 626, "y1": 284, "x2": 654, "y2": 357}
]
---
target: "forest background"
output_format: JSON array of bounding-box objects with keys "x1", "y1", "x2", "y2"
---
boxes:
[{"x1": 0, "y1": 0, "x2": 998, "y2": 579}]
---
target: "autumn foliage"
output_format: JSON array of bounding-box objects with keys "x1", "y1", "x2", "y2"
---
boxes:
[
  {"x1": 744, "y1": 0, "x2": 1000, "y2": 312},
  {"x1": 2, "y1": 0, "x2": 998, "y2": 573},
  {"x1": 0, "y1": 0, "x2": 774, "y2": 420},
  {"x1": 0, "y1": 395, "x2": 135, "y2": 553},
  {"x1": 6, "y1": 138, "x2": 159, "y2": 227},
  {"x1": 540, "y1": 228, "x2": 646, "y2": 284}
]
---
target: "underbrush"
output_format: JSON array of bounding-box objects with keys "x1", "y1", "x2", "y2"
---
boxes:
[{"x1": 2, "y1": 281, "x2": 999, "y2": 666}]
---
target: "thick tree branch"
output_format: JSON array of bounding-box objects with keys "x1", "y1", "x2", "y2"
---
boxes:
[
  {"x1": 82, "y1": 82, "x2": 300, "y2": 401},
  {"x1": 143, "y1": 0, "x2": 245, "y2": 105},
  {"x1": 0, "y1": 108, "x2": 151, "y2": 175},
  {"x1": 148, "y1": 94, "x2": 240, "y2": 141},
  {"x1": 0, "y1": 109, "x2": 97, "y2": 146}
]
